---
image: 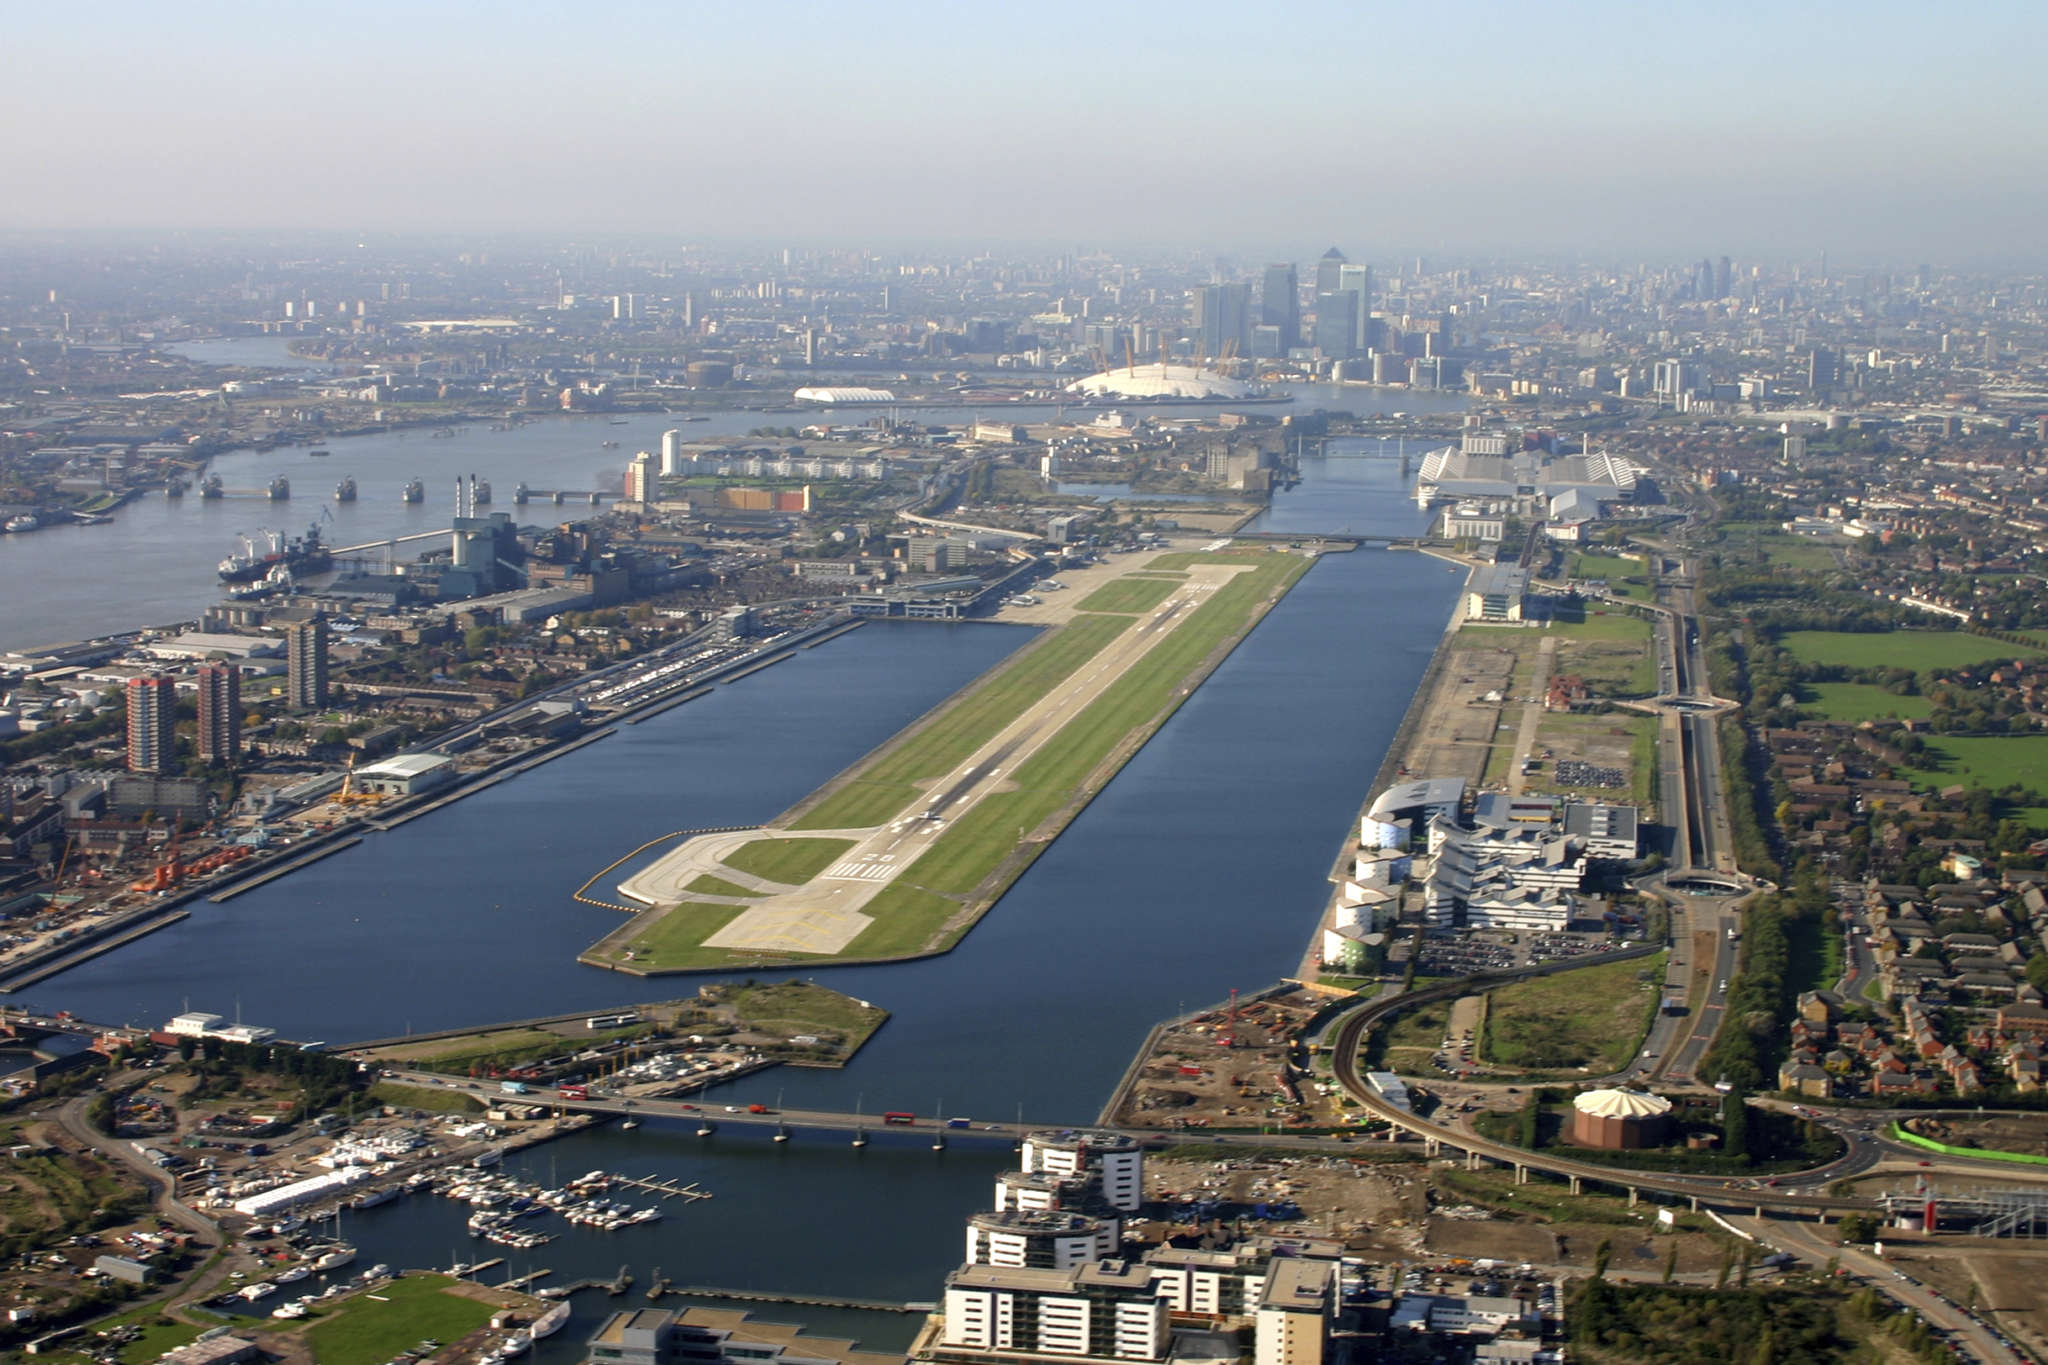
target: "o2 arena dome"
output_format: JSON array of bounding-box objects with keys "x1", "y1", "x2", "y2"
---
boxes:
[{"x1": 1066, "y1": 362, "x2": 1263, "y2": 401}]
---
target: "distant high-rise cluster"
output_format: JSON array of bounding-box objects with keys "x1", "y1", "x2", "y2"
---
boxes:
[
  {"x1": 1310, "y1": 246, "x2": 1373, "y2": 360},
  {"x1": 1259, "y1": 262, "x2": 1299, "y2": 355},
  {"x1": 1192, "y1": 281, "x2": 1250, "y2": 359}
]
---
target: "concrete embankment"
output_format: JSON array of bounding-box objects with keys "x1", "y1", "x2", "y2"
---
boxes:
[
  {"x1": 800, "y1": 620, "x2": 864, "y2": 649},
  {"x1": 622, "y1": 687, "x2": 711, "y2": 725},
  {"x1": 208, "y1": 836, "x2": 364, "y2": 901},
  {"x1": 1296, "y1": 566, "x2": 1474, "y2": 981},
  {"x1": 0, "y1": 910, "x2": 191, "y2": 991}
]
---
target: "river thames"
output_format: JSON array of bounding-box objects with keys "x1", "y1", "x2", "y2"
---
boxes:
[{"x1": 0, "y1": 339, "x2": 1466, "y2": 652}]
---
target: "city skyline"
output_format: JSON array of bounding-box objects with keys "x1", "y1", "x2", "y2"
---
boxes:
[{"x1": 5, "y1": 0, "x2": 2047, "y2": 262}]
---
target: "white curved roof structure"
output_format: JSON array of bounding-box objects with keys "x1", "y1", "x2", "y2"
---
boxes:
[
  {"x1": 1065, "y1": 363, "x2": 1260, "y2": 400},
  {"x1": 1572, "y1": 1088, "x2": 1673, "y2": 1120},
  {"x1": 793, "y1": 386, "x2": 897, "y2": 404}
]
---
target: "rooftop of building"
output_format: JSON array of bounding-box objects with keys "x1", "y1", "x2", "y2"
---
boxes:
[
  {"x1": 1024, "y1": 1127, "x2": 1140, "y2": 1152},
  {"x1": 969, "y1": 1207, "x2": 1111, "y2": 1233},
  {"x1": 1260, "y1": 1257, "x2": 1335, "y2": 1311},
  {"x1": 356, "y1": 752, "x2": 452, "y2": 778},
  {"x1": 1368, "y1": 776, "x2": 1467, "y2": 820},
  {"x1": 1065, "y1": 363, "x2": 1259, "y2": 401}
]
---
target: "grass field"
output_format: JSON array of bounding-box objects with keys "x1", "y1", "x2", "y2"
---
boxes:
[
  {"x1": 365, "y1": 1081, "x2": 485, "y2": 1114},
  {"x1": 1716, "y1": 523, "x2": 1845, "y2": 572},
  {"x1": 839, "y1": 883, "x2": 963, "y2": 958},
  {"x1": 1477, "y1": 952, "x2": 1666, "y2": 1074},
  {"x1": 1374, "y1": 1000, "x2": 1452, "y2": 1075},
  {"x1": 1545, "y1": 605, "x2": 1657, "y2": 695},
  {"x1": 1900, "y1": 734, "x2": 2048, "y2": 794},
  {"x1": 608, "y1": 901, "x2": 751, "y2": 969},
  {"x1": 719, "y1": 837, "x2": 853, "y2": 885},
  {"x1": 1779, "y1": 629, "x2": 2043, "y2": 672},
  {"x1": 1146, "y1": 547, "x2": 1268, "y2": 571},
  {"x1": 1549, "y1": 604, "x2": 1654, "y2": 644},
  {"x1": 790, "y1": 613, "x2": 1132, "y2": 830},
  {"x1": 1076, "y1": 576, "x2": 1182, "y2": 614},
  {"x1": 379, "y1": 1024, "x2": 648, "y2": 1074},
  {"x1": 301, "y1": 1276, "x2": 499, "y2": 1365},
  {"x1": 686, "y1": 874, "x2": 763, "y2": 898},
  {"x1": 1798, "y1": 682, "x2": 1934, "y2": 724},
  {"x1": 42, "y1": 1305, "x2": 209, "y2": 1365},
  {"x1": 1568, "y1": 551, "x2": 1652, "y2": 601},
  {"x1": 719, "y1": 980, "x2": 887, "y2": 1045}
]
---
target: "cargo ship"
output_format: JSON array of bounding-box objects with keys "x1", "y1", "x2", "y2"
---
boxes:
[
  {"x1": 401, "y1": 478, "x2": 424, "y2": 503},
  {"x1": 218, "y1": 521, "x2": 331, "y2": 582},
  {"x1": 334, "y1": 476, "x2": 356, "y2": 502}
]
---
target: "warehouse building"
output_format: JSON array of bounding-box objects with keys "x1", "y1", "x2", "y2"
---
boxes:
[{"x1": 352, "y1": 752, "x2": 457, "y2": 797}]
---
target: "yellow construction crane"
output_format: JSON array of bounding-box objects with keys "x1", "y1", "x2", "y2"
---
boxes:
[{"x1": 333, "y1": 752, "x2": 389, "y2": 807}]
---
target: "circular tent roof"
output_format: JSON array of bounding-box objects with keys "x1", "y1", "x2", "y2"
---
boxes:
[
  {"x1": 793, "y1": 386, "x2": 897, "y2": 404},
  {"x1": 1065, "y1": 363, "x2": 1259, "y2": 401},
  {"x1": 1572, "y1": 1088, "x2": 1673, "y2": 1120}
]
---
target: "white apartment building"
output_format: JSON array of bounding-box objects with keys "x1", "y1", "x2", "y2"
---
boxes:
[
  {"x1": 1020, "y1": 1131, "x2": 1143, "y2": 1213},
  {"x1": 941, "y1": 1261, "x2": 1170, "y2": 1361},
  {"x1": 966, "y1": 1211, "x2": 1119, "y2": 1271}
]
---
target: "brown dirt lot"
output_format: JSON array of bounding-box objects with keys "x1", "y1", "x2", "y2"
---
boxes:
[
  {"x1": 1400, "y1": 642, "x2": 1516, "y2": 789},
  {"x1": 1110, "y1": 991, "x2": 1329, "y2": 1131},
  {"x1": 1902, "y1": 1114, "x2": 2048, "y2": 1159},
  {"x1": 1145, "y1": 1153, "x2": 1430, "y2": 1252}
]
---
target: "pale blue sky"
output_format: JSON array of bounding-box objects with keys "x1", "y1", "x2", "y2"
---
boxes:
[{"x1": 4, "y1": 0, "x2": 2043, "y2": 262}]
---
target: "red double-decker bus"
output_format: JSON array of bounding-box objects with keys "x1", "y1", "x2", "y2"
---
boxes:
[{"x1": 882, "y1": 1112, "x2": 916, "y2": 1125}]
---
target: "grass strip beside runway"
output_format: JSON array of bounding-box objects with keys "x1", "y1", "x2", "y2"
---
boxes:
[
  {"x1": 840, "y1": 552, "x2": 1313, "y2": 953},
  {"x1": 687, "y1": 874, "x2": 764, "y2": 898},
  {"x1": 789, "y1": 612, "x2": 1132, "y2": 831},
  {"x1": 720, "y1": 837, "x2": 855, "y2": 885},
  {"x1": 1075, "y1": 576, "x2": 1182, "y2": 614}
]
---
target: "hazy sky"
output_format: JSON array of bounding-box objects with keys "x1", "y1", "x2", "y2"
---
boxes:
[{"x1": 6, "y1": 0, "x2": 2045, "y2": 264}]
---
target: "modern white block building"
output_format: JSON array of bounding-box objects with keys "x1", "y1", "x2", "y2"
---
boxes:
[
  {"x1": 1020, "y1": 1131, "x2": 1143, "y2": 1213},
  {"x1": 940, "y1": 1261, "x2": 1170, "y2": 1361},
  {"x1": 966, "y1": 1210, "x2": 1119, "y2": 1271}
]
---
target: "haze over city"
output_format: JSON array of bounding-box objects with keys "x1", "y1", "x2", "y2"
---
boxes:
[{"x1": 6, "y1": 0, "x2": 2047, "y2": 261}]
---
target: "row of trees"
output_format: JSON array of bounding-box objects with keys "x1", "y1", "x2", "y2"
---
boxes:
[{"x1": 1571, "y1": 1278, "x2": 1852, "y2": 1364}]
